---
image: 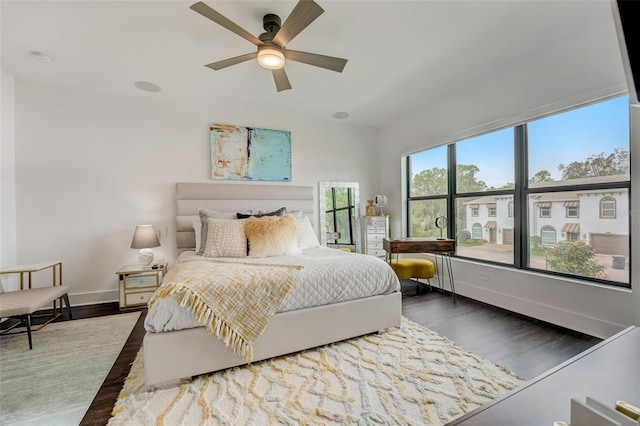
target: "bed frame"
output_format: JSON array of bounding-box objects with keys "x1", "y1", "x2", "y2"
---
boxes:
[{"x1": 143, "y1": 182, "x2": 402, "y2": 385}]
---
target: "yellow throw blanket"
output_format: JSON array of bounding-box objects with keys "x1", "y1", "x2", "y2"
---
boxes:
[{"x1": 149, "y1": 259, "x2": 303, "y2": 362}]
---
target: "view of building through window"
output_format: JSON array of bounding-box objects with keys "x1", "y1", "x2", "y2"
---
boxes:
[{"x1": 407, "y1": 96, "x2": 631, "y2": 287}]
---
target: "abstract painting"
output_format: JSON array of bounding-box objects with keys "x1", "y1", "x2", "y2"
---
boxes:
[{"x1": 210, "y1": 124, "x2": 291, "y2": 181}]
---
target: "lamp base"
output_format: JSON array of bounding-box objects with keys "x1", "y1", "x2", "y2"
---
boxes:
[{"x1": 138, "y1": 249, "x2": 154, "y2": 266}]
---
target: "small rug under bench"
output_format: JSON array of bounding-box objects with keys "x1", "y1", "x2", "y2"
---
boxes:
[
  {"x1": 108, "y1": 317, "x2": 524, "y2": 425},
  {"x1": 1, "y1": 312, "x2": 140, "y2": 425}
]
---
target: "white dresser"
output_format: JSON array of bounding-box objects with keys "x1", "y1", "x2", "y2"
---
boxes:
[{"x1": 363, "y1": 215, "x2": 389, "y2": 258}]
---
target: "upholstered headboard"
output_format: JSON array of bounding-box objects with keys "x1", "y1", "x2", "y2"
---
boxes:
[{"x1": 176, "y1": 183, "x2": 315, "y2": 254}]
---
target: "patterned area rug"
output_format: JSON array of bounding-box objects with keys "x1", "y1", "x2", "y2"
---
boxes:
[
  {"x1": 109, "y1": 317, "x2": 524, "y2": 425},
  {"x1": 1, "y1": 312, "x2": 140, "y2": 425}
]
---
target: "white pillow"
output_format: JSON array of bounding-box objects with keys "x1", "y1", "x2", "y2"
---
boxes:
[
  {"x1": 192, "y1": 220, "x2": 202, "y2": 253},
  {"x1": 203, "y1": 218, "x2": 248, "y2": 258},
  {"x1": 288, "y1": 209, "x2": 303, "y2": 218},
  {"x1": 296, "y1": 216, "x2": 320, "y2": 250}
]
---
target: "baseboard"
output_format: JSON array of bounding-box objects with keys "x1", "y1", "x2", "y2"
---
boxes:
[
  {"x1": 68, "y1": 289, "x2": 118, "y2": 307},
  {"x1": 455, "y1": 281, "x2": 627, "y2": 339}
]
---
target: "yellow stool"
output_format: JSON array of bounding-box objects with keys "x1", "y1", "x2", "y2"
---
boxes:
[{"x1": 387, "y1": 258, "x2": 435, "y2": 292}]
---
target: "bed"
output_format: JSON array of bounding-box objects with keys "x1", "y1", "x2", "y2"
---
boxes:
[{"x1": 142, "y1": 183, "x2": 402, "y2": 386}]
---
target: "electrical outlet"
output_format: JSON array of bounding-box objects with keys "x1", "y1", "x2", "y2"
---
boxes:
[{"x1": 478, "y1": 272, "x2": 489, "y2": 281}]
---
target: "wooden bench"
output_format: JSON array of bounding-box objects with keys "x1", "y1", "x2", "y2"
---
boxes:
[{"x1": 0, "y1": 286, "x2": 72, "y2": 349}]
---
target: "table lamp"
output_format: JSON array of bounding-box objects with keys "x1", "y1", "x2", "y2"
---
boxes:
[{"x1": 130, "y1": 225, "x2": 161, "y2": 266}]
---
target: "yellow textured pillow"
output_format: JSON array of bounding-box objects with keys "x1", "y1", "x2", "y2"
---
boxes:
[{"x1": 244, "y1": 215, "x2": 299, "y2": 257}]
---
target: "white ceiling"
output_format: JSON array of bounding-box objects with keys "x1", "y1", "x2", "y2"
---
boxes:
[{"x1": 1, "y1": 0, "x2": 615, "y2": 128}]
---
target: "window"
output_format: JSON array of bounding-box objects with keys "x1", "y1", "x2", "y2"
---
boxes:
[
  {"x1": 472, "y1": 223, "x2": 483, "y2": 239},
  {"x1": 408, "y1": 199, "x2": 447, "y2": 237},
  {"x1": 566, "y1": 206, "x2": 579, "y2": 218},
  {"x1": 540, "y1": 206, "x2": 551, "y2": 218},
  {"x1": 541, "y1": 225, "x2": 556, "y2": 245},
  {"x1": 600, "y1": 197, "x2": 616, "y2": 218},
  {"x1": 406, "y1": 96, "x2": 631, "y2": 287}
]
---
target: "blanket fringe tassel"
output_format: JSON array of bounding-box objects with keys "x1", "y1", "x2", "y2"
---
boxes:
[{"x1": 155, "y1": 286, "x2": 254, "y2": 362}]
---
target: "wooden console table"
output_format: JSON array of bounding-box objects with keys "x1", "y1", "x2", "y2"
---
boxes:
[
  {"x1": 447, "y1": 325, "x2": 640, "y2": 425},
  {"x1": 383, "y1": 237, "x2": 457, "y2": 302}
]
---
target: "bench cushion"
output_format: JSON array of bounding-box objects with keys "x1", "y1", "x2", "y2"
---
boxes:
[
  {"x1": 388, "y1": 258, "x2": 435, "y2": 280},
  {"x1": 0, "y1": 286, "x2": 71, "y2": 317}
]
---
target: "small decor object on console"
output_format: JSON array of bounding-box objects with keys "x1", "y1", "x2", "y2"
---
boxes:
[
  {"x1": 366, "y1": 200, "x2": 376, "y2": 216},
  {"x1": 435, "y1": 215, "x2": 448, "y2": 240},
  {"x1": 130, "y1": 225, "x2": 161, "y2": 266},
  {"x1": 374, "y1": 194, "x2": 388, "y2": 215}
]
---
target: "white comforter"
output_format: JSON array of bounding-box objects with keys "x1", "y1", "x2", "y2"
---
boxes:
[{"x1": 144, "y1": 246, "x2": 400, "y2": 333}]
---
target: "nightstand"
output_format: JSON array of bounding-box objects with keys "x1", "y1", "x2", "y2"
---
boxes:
[{"x1": 115, "y1": 264, "x2": 167, "y2": 310}]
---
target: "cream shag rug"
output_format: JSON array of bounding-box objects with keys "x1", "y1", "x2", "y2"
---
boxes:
[{"x1": 109, "y1": 317, "x2": 524, "y2": 425}]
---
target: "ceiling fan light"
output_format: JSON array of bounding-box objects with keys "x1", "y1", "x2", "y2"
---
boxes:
[{"x1": 257, "y1": 45, "x2": 285, "y2": 70}]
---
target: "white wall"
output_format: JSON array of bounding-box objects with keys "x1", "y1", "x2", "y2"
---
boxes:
[
  {"x1": 13, "y1": 80, "x2": 380, "y2": 305},
  {"x1": 378, "y1": 14, "x2": 640, "y2": 338},
  {"x1": 1, "y1": 70, "x2": 18, "y2": 291}
]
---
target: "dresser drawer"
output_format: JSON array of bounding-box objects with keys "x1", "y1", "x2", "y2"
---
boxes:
[
  {"x1": 364, "y1": 216, "x2": 387, "y2": 227},
  {"x1": 368, "y1": 249, "x2": 387, "y2": 257},
  {"x1": 368, "y1": 241, "x2": 384, "y2": 250},
  {"x1": 367, "y1": 227, "x2": 386, "y2": 234},
  {"x1": 125, "y1": 291, "x2": 153, "y2": 307},
  {"x1": 367, "y1": 233, "x2": 385, "y2": 242}
]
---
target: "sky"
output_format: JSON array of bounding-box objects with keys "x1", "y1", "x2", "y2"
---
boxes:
[{"x1": 411, "y1": 95, "x2": 630, "y2": 188}]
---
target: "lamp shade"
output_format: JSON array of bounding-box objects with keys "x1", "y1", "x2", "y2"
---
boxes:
[
  {"x1": 257, "y1": 45, "x2": 285, "y2": 69},
  {"x1": 130, "y1": 225, "x2": 160, "y2": 249}
]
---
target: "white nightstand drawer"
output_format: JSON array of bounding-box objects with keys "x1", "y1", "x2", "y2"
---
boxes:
[
  {"x1": 368, "y1": 249, "x2": 387, "y2": 257},
  {"x1": 125, "y1": 291, "x2": 153, "y2": 306},
  {"x1": 124, "y1": 274, "x2": 158, "y2": 288}
]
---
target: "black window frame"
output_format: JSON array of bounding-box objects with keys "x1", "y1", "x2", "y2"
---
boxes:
[{"x1": 406, "y1": 98, "x2": 631, "y2": 289}]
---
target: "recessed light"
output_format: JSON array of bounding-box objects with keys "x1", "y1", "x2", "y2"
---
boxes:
[
  {"x1": 332, "y1": 111, "x2": 349, "y2": 119},
  {"x1": 134, "y1": 81, "x2": 161, "y2": 93},
  {"x1": 29, "y1": 51, "x2": 52, "y2": 62}
]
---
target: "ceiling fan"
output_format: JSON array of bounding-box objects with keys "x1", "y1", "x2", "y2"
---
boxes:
[{"x1": 190, "y1": 0, "x2": 348, "y2": 92}]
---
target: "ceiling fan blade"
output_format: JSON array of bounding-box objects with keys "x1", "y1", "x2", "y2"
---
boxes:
[
  {"x1": 284, "y1": 50, "x2": 347, "y2": 73},
  {"x1": 272, "y1": 0, "x2": 324, "y2": 47},
  {"x1": 272, "y1": 68, "x2": 292, "y2": 92},
  {"x1": 190, "y1": 2, "x2": 263, "y2": 46},
  {"x1": 205, "y1": 52, "x2": 257, "y2": 70}
]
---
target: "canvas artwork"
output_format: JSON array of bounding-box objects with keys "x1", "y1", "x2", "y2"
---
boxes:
[{"x1": 210, "y1": 124, "x2": 291, "y2": 181}]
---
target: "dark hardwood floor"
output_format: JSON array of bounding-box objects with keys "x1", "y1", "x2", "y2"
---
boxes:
[{"x1": 35, "y1": 281, "x2": 601, "y2": 425}]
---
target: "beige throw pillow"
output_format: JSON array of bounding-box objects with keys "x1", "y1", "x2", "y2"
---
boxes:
[
  {"x1": 244, "y1": 215, "x2": 299, "y2": 258},
  {"x1": 203, "y1": 218, "x2": 247, "y2": 258}
]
